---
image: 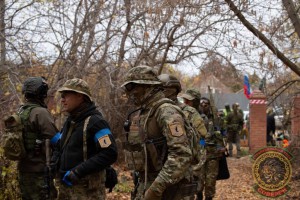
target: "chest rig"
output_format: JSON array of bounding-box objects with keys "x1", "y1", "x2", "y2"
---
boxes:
[{"x1": 123, "y1": 99, "x2": 172, "y2": 173}]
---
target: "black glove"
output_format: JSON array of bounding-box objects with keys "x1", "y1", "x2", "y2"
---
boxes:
[{"x1": 62, "y1": 170, "x2": 80, "y2": 186}]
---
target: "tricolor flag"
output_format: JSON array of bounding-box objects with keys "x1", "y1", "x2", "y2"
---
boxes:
[{"x1": 244, "y1": 74, "x2": 251, "y2": 99}]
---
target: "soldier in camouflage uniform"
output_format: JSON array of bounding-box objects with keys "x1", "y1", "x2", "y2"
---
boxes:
[
  {"x1": 226, "y1": 103, "x2": 244, "y2": 158},
  {"x1": 158, "y1": 75, "x2": 207, "y2": 165},
  {"x1": 158, "y1": 74, "x2": 207, "y2": 141},
  {"x1": 18, "y1": 77, "x2": 58, "y2": 200},
  {"x1": 198, "y1": 97, "x2": 225, "y2": 200},
  {"x1": 158, "y1": 75, "x2": 208, "y2": 200},
  {"x1": 122, "y1": 66, "x2": 196, "y2": 200},
  {"x1": 52, "y1": 78, "x2": 118, "y2": 200}
]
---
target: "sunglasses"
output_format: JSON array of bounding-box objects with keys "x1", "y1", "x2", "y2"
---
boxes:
[{"x1": 124, "y1": 83, "x2": 137, "y2": 92}]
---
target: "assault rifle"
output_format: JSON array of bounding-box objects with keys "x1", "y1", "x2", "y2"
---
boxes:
[{"x1": 43, "y1": 139, "x2": 51, "y2": 199}]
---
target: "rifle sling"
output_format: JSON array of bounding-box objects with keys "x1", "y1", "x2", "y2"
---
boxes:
[
  {"x1": 83, "y1": 116, "x2": 91, "y2": 161},
  {"x1": 62, "y1": 121, "x2": 75, "y2": 150}
]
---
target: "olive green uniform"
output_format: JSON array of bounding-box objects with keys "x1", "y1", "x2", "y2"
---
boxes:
[{"x1": 19, "y1": 104, "x2": 58, "y2": 200}]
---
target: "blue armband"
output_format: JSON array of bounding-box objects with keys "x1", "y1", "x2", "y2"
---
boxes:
[
  {"x1": 94, "y1": 128, "x2": 111, "y2": 143},
  {"x1": 199, "y1": 139, "x2": 206, "y2": 147},
  {"x1": 51, "y1": 132, "x2": 61, "y2": 145}
]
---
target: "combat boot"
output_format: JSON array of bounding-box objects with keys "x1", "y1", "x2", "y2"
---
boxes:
[
  {"x1": 197, "y1": 192, "x2": 203, "y2": 200},
  {"x1": 236, "y1": 151, "x2": 241, "y2": 159}
]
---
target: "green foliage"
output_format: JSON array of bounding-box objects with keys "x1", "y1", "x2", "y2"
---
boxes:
[
  {"x1": 113, "y1": 181, "x2": 133, "y2": 193},
  {"x1": 240, "y1": 148, "x2": 250, "y2": 157}
]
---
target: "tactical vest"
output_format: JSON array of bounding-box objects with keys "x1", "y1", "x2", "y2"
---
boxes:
[
  {"x1": 227, "y1": 112, "x2": 243, "y2": 131},
  {"x1": 124, "y1": 99, "x2": 169, "y2": 172},
  {"x1": 202, "y1": 113, "x2": 225, "y2": 159},
  {"x1": 124, "y1": 98, "x2": 200, "y2": 172},
  {"x1": 21, "y1": 104, "x2": 41, "y2": 152}
]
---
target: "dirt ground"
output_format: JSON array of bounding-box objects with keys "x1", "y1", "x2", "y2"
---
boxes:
[{"x1": 107, "y1": 148, "x2": 300, "y2": 200}]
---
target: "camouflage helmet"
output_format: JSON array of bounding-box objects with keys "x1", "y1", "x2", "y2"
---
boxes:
[
  {"x1": 22, "y1": 77, "x2": 49, "y2": 98},
  {"x1": 157, "y1": 74, "x2": 182, "y2": 93},
  {"x1": 180, "y1": 88, "x2": 201, "y2": 101},
  {"x1": 58, "y1": 78, "x2": 92, "y2": 101},
  {"x1": 121, "y1": 65, "x2": 161, "y2": 87}
]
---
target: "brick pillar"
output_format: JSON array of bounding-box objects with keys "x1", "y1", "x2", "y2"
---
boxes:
[
  {"x1": 291, "y1": 95, "x2": 300, "y2": 142},
  {"x1": 249, "y1": 90, "x2": 267, "y2": 153}
]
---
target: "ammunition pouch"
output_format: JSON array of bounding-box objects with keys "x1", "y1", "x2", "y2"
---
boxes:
[
  {"x1": 124, "y1": 142, "x2": 145, "y2": 171},
  {"x1": 145, "y1": 137, "x2": 167, "y2": 172},
  {"x1": 124, "y1": 136, "x2": 167, "y2": 172},
  {"x1": 228, "y1": 124, "x2": 240, "y2": 131}
]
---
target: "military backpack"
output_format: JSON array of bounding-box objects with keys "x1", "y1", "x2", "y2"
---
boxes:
[{"x1": 2, "y1": 104, "x2": 39, "y2": 160}]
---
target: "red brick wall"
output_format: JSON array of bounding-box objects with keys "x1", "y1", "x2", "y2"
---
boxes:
[
  {"x1": 291, "y1": 95, "x2": 300, "y2": 140},
  {"x1": 249, "y1": 90, "x2": 267, "y2": 153},
  {"x1": 291, "y1": 96, "x2": 300, "y2": 135}
]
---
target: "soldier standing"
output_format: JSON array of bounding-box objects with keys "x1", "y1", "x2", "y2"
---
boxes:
[
  {"x1": 18, "y1": 77, "x2": 58, "y2": 200},
  {"x1": 266, "y1": 107, "x2": 276, "y2": 146},
  {"x1": 223, "y1": 103, "x2": 231, "y2": 117},
  {"x1": 53, "y1": 78, "x2": 118, "y2": 199},
  {"x1": 157, "y1": 74, "x2": 207, "y2": 141},
  {"x1": 197, "y1": 97, "x2": 225, "y2": 200},
  {"x1": 122, "y1": 66, "x2": 196, "y2": 200},
  {"x1": 226, "y1": 103, "x2": 244, "y2": 158},
  {"x1": 158, "y1": 76, "x2": 208, "y2": 200}
]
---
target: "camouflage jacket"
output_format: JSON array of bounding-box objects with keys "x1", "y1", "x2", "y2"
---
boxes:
[
  {"x1": 179, "y1": 103, "x2": 207, "y2": 141},
  {"x1": 139, "y1": 91, "x2": 193, "y2": 195},
  {"x1": 199, "y1": 112, "x2": 224, "y2": 159},
  {"x1": 226, "y1": 111, "x2": 244, "y2": 132}
]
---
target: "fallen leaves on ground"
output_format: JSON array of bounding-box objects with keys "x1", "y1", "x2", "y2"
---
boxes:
[{"x1": 107, "y1": 155, "x2": 300, "y2": 200}]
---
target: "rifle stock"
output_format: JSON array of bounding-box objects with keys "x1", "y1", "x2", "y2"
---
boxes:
[{"x1": 43, "y1": 139, "x2": 51, "y2": 199}]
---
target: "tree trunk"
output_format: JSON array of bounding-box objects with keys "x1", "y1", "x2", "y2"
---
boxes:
[
  {"x1": 282, "y1": 0, "x2": 300, "y2": 39},
  {"x1": 0, "y1": 0, "x2": 5, "y2": 66}
]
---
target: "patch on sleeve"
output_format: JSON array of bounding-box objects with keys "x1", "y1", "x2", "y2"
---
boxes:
[
  {"x1": 94, "y1": 128, "x2": 112, "y2": 148},
  {"x1": 168, "y1": 122, "x2": 184, "y2": 137},
  {"x1": 98, "y1": 135, "x2": 112, "y2": 148}
]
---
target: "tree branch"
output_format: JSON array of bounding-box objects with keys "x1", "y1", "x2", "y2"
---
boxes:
[{"x1": 225, "y1": 0, "x2": 300, "y2": 76}]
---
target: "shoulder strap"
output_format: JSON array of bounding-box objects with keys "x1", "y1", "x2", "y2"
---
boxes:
[
  {"x1": 18, "y1": 104, "x2": 40, "y2": 122},
  {"x1": 83, "y1": 116, "x2": 91, "y2": 162},
  {"x1": 143, "y1": 98, "x2": 175, "y2": 133},
  {"x1": 148, "y1": 98, "x2": 175, "y2": 117},
  {"x1": 62, "y1": 121, "x2": 75, "y2": 149}
]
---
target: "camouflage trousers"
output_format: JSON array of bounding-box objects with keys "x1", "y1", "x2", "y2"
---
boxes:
[
  {"x1": 197, "y1": 158, "x2": 219, "y2": 198},
  {"x1": 56, "y1": 171, "x2": 106, "y2": 200},
  {"x1": 228, "y1": 131, "x2": 241, "y2": 157},
  {"x1": 19, "y1": 171, "x2": 56, "y2": 200},
  {"x1": 132, "y1": 177, "x2": 196, "y2": 200}
]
